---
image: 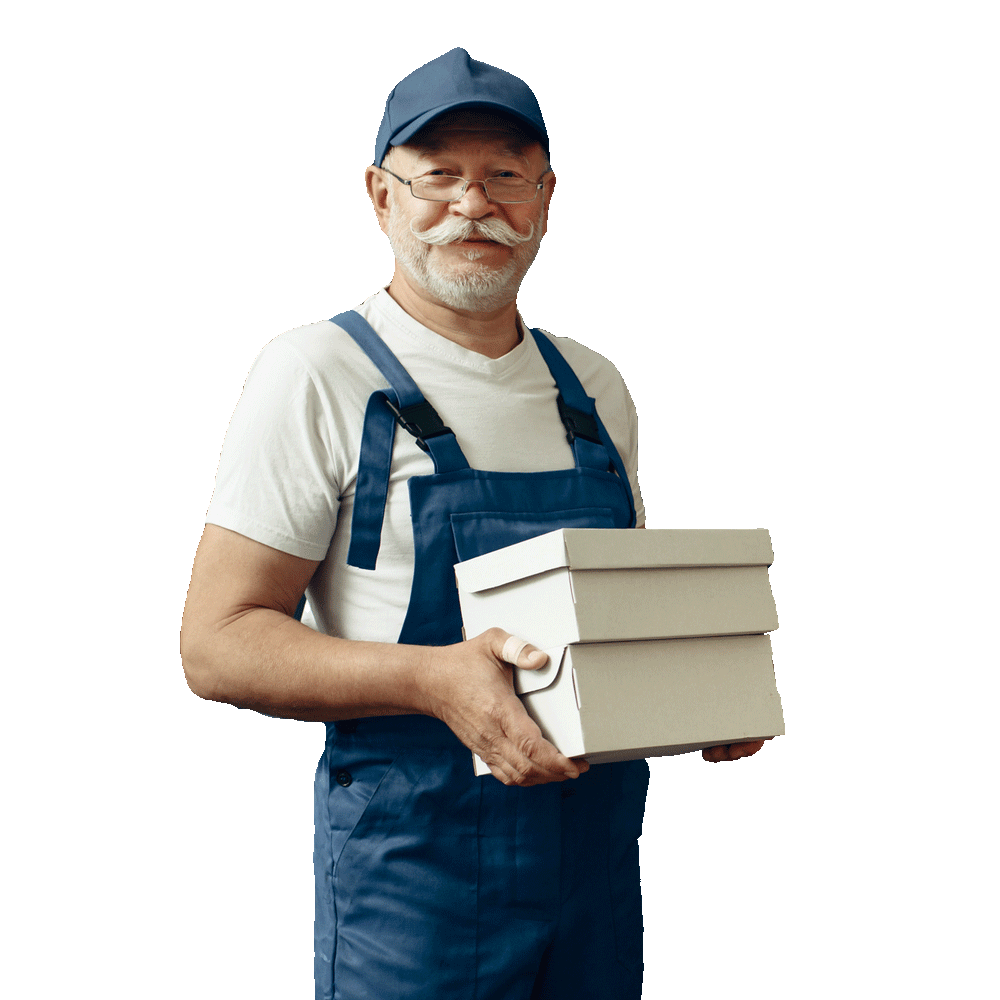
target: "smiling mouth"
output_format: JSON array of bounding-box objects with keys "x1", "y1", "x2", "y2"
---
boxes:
[{"x1": 449, "y1": 241, "x2": 503, "y2": 262}]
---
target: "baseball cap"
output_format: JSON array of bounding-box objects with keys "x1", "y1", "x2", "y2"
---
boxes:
[{"x1": 373, "y1": 48, "x2": 548, "y2": 166}]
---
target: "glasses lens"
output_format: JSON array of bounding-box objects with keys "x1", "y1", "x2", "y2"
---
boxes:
[
  {"x1": 410, "y1": 176, "x2": 465, "y2": 201},
  {"x1": 408, "y1": 176, "x2": 540, "y2": 203},
  {"x1": 484, "y1": 178, "x2": 538, "y2": 203}
]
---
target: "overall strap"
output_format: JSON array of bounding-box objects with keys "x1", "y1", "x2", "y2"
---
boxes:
[
  {"x1": 334, "y1": 311, "x2": 424, "y2": 409},
  {"x1": 530, "y1": 328, "x2": 637, "y2": 527},
  {"x1": 332, "y1": 310, "x2": 469, "y2": 569}
]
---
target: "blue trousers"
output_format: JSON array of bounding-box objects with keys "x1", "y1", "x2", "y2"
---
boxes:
[{"x1": 315, "y1": 717, "x2": 649, "y2": 1000}]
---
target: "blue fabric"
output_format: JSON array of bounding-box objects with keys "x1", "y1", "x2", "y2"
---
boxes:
[
  {"x1": 373, "y1": 47, "x2": 549, "y2": 167},
  {"x1": 400, "y1": 467, "x2": 629, "y2": 646},
  {"x1": 315, "y1": 314, "x2": 648, "y2": 999},
  {"x1": 315, "y1": 729, "x2": 648, "y2": 1000}
]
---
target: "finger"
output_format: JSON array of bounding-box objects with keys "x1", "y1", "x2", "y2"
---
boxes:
[
  {"x1": 500, "y1": 634, "x2": 548, "y2": 671},
  {"x1": 485, "y1": 707, "x2": 581, "y2": 784},
  {"x1": 500, "y1": 634, "x2": 528, "y2": 664},
  {"x1": 730, "y1": 739, "x2": 766, "y2": 759},
  {"x1": 504, "y1": 726, "x2": 580, "y2": 782},
  {"x1": 483, "y1": 745, "x2": 578, "y2": 786}
]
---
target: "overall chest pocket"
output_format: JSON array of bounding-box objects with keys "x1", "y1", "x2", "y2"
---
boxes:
[{"x1": 450, "y1": 506, "x2": 615, "y2": 562}]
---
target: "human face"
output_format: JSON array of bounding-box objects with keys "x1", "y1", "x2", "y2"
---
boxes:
[{"x1": 379, "y1": 128, "x2": 553, "y2": 313}]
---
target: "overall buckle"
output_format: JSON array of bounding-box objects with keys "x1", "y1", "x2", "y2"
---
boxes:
[
  {"x1": 384, "y1": 398, "x2": 452, "y2": 453},
  {"x1": 556, "y1": 394, "x2": 602, "y2": 445}
]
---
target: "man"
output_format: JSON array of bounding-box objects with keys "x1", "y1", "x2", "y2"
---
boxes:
[{"x1": 181, "y1": 48, "x2": 766, "y2": 1000}]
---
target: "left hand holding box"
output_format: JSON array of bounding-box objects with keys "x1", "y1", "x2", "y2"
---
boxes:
[{"x1": 702, "y1": 736, "x2": 774, "y2": 763}]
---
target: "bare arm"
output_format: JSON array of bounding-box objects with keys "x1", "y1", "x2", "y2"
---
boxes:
[
  {"x1": 181, "y1": 524, "x2": 425, "y2": 721},
  {"x1": 180, "y1": 524, "x2": 585, "y2": 786}
]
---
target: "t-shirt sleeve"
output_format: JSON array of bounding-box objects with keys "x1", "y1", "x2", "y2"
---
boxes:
[
  {"x1": 621, "y1": 380, "x2": 646, "y2": 528},
  {"x1": 206, "y1": 338, "x2": 342, "y2": 561}
]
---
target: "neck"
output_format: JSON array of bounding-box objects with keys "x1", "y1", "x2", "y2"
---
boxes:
[{"x1": 386, "y1": 268, "x2": 522, "y2": 359}]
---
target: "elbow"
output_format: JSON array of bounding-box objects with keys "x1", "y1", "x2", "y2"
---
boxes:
[
  {"x1": 180, "y1": 627, "x2": 225, "y2": 703},
  {"x1": 181, "y1": 654, "x2": 214, "y2": 702}
]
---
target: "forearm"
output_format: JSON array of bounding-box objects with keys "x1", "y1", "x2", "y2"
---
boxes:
[
  {"x1": 181, "y1": 607, "x2": 434, "y2": 723},
  {"x1": 183, "y1": 605, "x2": 586, "y2": 784}
]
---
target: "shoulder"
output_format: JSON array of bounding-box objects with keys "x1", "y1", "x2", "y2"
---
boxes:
[
  {"x1": 531, "y1": 329, "x2": 633, "y2": 404},
  {"x1": 241, "y1": 304, "x2": 392, "y2": 418},
  {"x1": 257, "y1": 317, "x2": 378, "y2": 383}
]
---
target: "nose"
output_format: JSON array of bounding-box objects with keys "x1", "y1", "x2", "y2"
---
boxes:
[{"x1": 450, "y1": 179, "x2": 493, "y2": 218}]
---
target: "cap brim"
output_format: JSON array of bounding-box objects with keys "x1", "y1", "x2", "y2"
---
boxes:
[{"x1": 389, "y1": 99, "x2": 548, "y2": 152}]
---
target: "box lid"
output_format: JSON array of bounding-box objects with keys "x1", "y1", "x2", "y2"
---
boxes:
[
  {"x1": 455, "y1": 528, "x2": 774, "y2": 595},
  {"x1": 514, "y1": 645, "x2": 568, "y2": 695}
]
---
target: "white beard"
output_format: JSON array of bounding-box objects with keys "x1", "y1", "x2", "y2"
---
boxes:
[{"x1": 386, "y1": 201, "x2": 544, "y2": 312}]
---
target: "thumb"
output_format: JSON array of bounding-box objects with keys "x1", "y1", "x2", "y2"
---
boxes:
[{"x1": 500, "y1": 634, "x2": 548, "y2": 671}]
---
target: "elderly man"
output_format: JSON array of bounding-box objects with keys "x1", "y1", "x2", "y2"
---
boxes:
[{"x1": 182, "y1": 48, "x2": 765, "y2": 1000}]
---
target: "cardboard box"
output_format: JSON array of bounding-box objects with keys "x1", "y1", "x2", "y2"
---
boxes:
[
  {"x1": 454, "y1": 529, "x2": 784, "y2": 776},
  {"x1": 456, "y1": 528, "x2": 779, "y2": 647}
]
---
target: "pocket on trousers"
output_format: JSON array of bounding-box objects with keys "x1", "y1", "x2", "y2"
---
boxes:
[{"x1": 326, "y1": 754, "x2": 397, "y2": 874}]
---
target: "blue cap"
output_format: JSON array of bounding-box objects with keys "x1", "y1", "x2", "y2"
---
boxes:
[{"x1": 373, "y1": 48, "x2": 548, "y2": 166}]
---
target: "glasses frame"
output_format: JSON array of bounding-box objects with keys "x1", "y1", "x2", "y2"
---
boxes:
[{"x1": 381, "y1": 166, "x2": 551, "y2": 204}]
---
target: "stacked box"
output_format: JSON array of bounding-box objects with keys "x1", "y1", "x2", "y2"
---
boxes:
[{"x1": 454, "y1": 528, "x2": 784, "y2": 774}]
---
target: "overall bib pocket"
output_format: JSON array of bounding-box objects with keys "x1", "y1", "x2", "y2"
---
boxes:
[{"x1": 450, "y1": 507, "x2": 616, "y2": 562}]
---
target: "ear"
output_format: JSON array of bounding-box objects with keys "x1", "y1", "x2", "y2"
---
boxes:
[
  {"x1": 366, "y1": 165, "x2": 392, "y2": 235},
  {"x1": 540, "y1": 170, "x2": 555, "y2": 236}
]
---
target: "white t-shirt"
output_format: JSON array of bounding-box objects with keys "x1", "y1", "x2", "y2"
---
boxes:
[{"x1": 206, "y1": 289, "x2": 644, "y2": 643}]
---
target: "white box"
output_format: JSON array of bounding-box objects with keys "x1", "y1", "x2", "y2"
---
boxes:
[
  {"x1": 456, "y1": 528, "x2": 779, "y2": 648},
  {"x1": 455, "y1": 529, "x2": 784, "y2": 776}
]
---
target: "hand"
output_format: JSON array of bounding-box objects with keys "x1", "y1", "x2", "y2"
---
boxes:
[
  {"x1": 422, "y1": 627, "x2": 589, "y2": 787},
  {"x1": 702, "y1": 737, "x2": 774, "y2": 763}
]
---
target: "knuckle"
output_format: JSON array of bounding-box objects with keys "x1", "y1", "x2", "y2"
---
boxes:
[
  {"x1": 508, "y1": 766, "x2": 533, "y2": 787},
  {"x1": 514, "y1": 730, "x2": 544, "y2": 758},
  {"x1": 476, "y1": 735, "x2": 499, "y2": 758},
  {"x1": 492, "y1": 752, "x2": 534, "y2": 787}
]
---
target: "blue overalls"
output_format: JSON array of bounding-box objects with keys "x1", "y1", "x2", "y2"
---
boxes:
[{"x1": 313, "y1": 311, "x2": 650, "y2": 1000}]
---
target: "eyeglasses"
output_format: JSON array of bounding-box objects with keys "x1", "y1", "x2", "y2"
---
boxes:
[{"x1": 381, "y1": 167, "x2": 550, "y2": 204}]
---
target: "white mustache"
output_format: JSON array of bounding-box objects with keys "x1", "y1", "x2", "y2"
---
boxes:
[{"x1": 409, "y1": 215, "x2": 536, "y2": 247}]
